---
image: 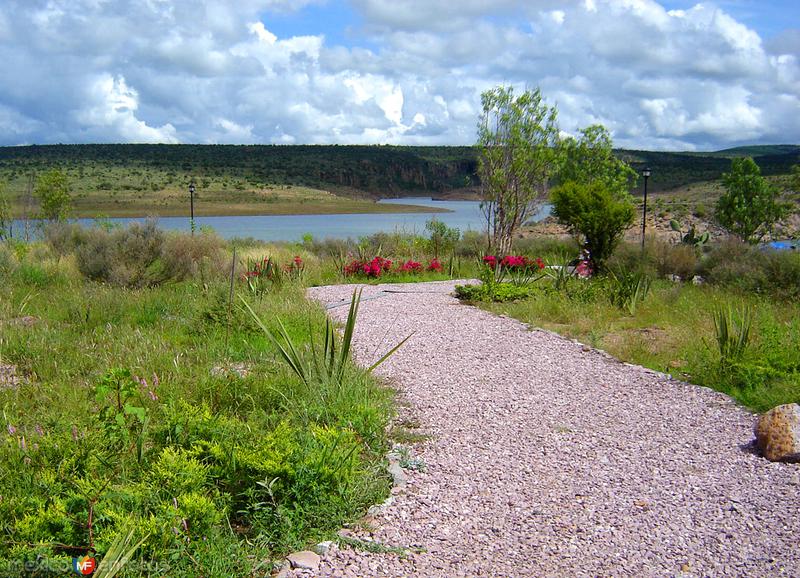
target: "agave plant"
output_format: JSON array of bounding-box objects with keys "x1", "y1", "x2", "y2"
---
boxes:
[
  {"x1": 241, "y1": 289, "x2": 411, "y2": 386},
  {"x1": 713, "y1": 305, "x2": 753, "y2": 366},
  {"x1": 608, "y1": 268, "x2": 652, "y2": 315}
]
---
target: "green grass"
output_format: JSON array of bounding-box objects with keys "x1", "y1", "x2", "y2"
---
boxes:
[
  {"x1": 481, "y1": 279, "x2": 800, "y2": 412},
  {"x1": 0, "y1": 244, "x2": 395, "y2": 576}
]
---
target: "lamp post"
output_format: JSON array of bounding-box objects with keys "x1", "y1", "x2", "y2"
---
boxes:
[
  {"x1": 640, "y1": 167, "x2": 651, "y2": 250},
  {"x1": 189, "y1": 181, "x2": 196, "y2": 235}
]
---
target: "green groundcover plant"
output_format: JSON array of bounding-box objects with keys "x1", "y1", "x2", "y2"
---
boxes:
[{"x1": 0, "y1": 235, "x2": 394, "y2": 577}]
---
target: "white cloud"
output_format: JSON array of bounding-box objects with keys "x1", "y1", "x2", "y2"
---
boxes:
[
  {"x1": 0, "y1": 0, "x2": 796, "y2": 149},
  {"x1": 76, "y1": 74, "x2": 178, "y2": 143}
]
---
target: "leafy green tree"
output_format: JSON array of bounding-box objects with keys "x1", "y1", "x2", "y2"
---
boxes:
[
  {"x1": 425, "y1": 218, "x2": 460, "y2": 258},
  {"x1": 558, "y1": 125, "x2": 637, "y2": 195},
  {"x1": 551, "y1": 181, "x2": 635, "y2": 273},
  {"x1": 551, "y1": 124, "x2": 637, "y2": 272},
  {"x1": 477, "y1": 86, "x2": 561, "y2": 255},
  {"x1": 0, "y1": 183, "x2": 11, "y2": 240},
  {"x1": 34, "y1": 169, "x2": 72, "y2": 222},
  {"x1": 715, "y1": 157, "x2": 786, "y2": 244}
]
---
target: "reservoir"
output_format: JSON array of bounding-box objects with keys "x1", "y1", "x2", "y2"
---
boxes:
[{"x1": 13, "y1": 198, "x2": 552, "y2": 242}]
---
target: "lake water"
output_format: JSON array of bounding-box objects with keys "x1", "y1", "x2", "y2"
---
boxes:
[{"x1": 13, "y1": 198, "x2": 552, "y2": 242}]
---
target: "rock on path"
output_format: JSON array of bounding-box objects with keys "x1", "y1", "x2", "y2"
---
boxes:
[{"x1": 306, "y1": 281, "x2": 800, "y2": 577}]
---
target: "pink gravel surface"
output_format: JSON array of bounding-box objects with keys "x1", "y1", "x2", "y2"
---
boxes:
[{"x1": 305, "y1": 281, "x2": 799, "y2": 578}]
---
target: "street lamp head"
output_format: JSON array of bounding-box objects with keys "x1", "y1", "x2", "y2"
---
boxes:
[
  {"x1": 189, "y1": 182, "x2": 196, "y2": 194},
  {"x1": 642, "y1": 167, "x2": 651, "y2": 178}
]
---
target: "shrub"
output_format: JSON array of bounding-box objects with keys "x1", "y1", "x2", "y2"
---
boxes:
[
  {"x1": 160, "y1": 231, "x2": 226, "y2": 282},
  {"x1": 512, "y1": 236, "x2": 579, "y2": 261},
  {"x1": 697, "y1": 238, "x2": 764, "y2": 293},
  {"x1": 456, "y1": 230, "x2": 486, "y2": 258},
  {"x1": 425, "y1": 218, "x2": 460, "y2": 258},
  {"x1": 550, "y1": 180, "x2": 636, "y2": 272},
  {"x1": 606, "y1": 240, "x2": 658, "y2": 278},
  {"x1": 44, "y1": 222, "x2": 86, "y2": 257},
  {"x1": 653, "y1": 241, "x2": 698, "y2": 281},
  {"x1": 455, "y1": 282, "x2": 534, "y2": 302},
  {"x1": 75, "y1": 228, "x2": 117, "y2": 281},
  {"x1": 72, "y1": 221, "x2": 224, "y2": 287},
  {"x1": 343, "y1": 256, "x2": 392, "y2": 278},
  {"x1": 759, "y1": 250, "x2": 800, "y2": 300}
]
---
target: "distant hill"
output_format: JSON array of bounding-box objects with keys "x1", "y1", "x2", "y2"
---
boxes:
[
  {"x1": 0, "y1": 143, "x2": 797, "y2": 200},
  {"x1": 705, "y1": 144, "x2": 800, "y2": 158}
]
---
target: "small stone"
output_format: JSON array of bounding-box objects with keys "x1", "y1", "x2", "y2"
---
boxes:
[
  {"x1": 387, "y1": 453, "x2": 408, "y2": 487},
  {"x1": 8, "y1": 316, "x2": 38, "y2": 327},
  {"x1": 287, "y1": 550, "x2": 321, "y2": 571},
  {"x1": 0, "y1": 364, "x2": 24, "y2": 389},
  {"x1": 315, "y1": 540, "x2": 335, "y2": 555},
  {"x1": 210, "y1": 362, "x2": 251, "y2": 379},
  {"x1": 755, "y1": 403, "x2": 800, "y2": 462}
]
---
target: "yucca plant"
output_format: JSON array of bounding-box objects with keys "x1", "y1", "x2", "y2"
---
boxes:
[
  {"x1": 713, "y1": 305, "x2": 753, "y2": 366},
  {"x1": 545, "y1": 251, "x2": 574, "y2": 292},
  {"x1": 608, "y1": 268, "x2": 652, "y2": 315},
  {"x1": 241, "y1": 288, "x2": 411, "y2": 386},
  {"x1": 94, "y1": 528, "x2": 149, "y2": 578}
]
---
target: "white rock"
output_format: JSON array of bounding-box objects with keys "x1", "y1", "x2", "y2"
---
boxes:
[{"x1": 287, "y1": 551, "x2": 321, "y2": 571}]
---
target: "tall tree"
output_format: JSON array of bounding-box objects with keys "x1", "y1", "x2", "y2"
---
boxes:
[
  {"x1": 558, "y1": 125, "x2": 637, "y2": 195},
  {"x1": 477, "y1": 86, "x2": 560, "y2": 255},
  {"x1": 34, "y1": 169, "x2": 72, "y2": 222},
  {"x1": 716, "y1": 157, "x2": 786, "y2": 244},
  {"x1": 551, "y1": 125, "x2": 637, "y2": 272}
]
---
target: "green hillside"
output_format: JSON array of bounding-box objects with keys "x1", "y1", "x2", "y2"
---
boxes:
[{"x1": 0, "y1": 143, "x2": 797, "y2": 217}]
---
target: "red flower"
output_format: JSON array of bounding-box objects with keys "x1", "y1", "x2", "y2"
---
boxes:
[
  {"x1": 483, "y1": 255, "x2": 497, "y2": 270},
  {"x1": 398, "y1": 260, "x2": 423, "y2": 273},
  {"x1": 427, "y1": 258, "x2": 443, "y2": 272}
]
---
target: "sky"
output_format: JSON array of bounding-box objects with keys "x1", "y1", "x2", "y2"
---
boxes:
[{"x1": 0, "y1": 0, "x2": 798, "y2": 150}]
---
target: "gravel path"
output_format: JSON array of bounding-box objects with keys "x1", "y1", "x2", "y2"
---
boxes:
[{"x1": 306, "y1": 281, "x2": 799, "y2": 577}]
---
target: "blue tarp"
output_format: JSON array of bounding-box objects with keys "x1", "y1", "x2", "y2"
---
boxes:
[{"x1": 768, "y1": 241, "x2": 798, "y2": 251}]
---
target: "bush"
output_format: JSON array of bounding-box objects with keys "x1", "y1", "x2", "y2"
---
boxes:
[
  {"x1": 654, "y1": 241, "x2": 698, "y2": 280},
  {"x1": 512, "y1": 236, "x2": 579, "y2": 261},
  {"x1": 455, "y1": 282, "x2": 534, "y2": 302},
  {"x1": 44, "y1": 222, "x2": 86, "y2": 257},
  {"x1": 550, "y1": 180, "x2": 636, "y2": 272},
  {"x1": 72, "y1": 221, "x2": 225, "y2": 287},
  {"x1": 606, "y1": 240, "x2": 658, "y2": 278},
  {"x1": 455, "y1": 230, "x2": 485, "y2": 258},
  {"x1": 161, "y1": 231, "x2": 227, "y2": 282},
  {"x1": 760, "y1": 250, "x2": 800, "y2": 300},
  {"x1": 698, "y1": 238, "x2": 765, "y2": 292}
]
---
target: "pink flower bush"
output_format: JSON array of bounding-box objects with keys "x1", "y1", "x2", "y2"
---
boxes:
[
  {"x1": 397, "y1": 260, "x2": 423, "y2": 273},
  {"x1": 427, "y1": 258, "x2": 443, "y2": 272},
  {"x1": 484, "y1": 255, "x2": 545, "y2": 272},
  {"x1": 344, "y1": 256, "x2": 393, "y2": 278}
]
